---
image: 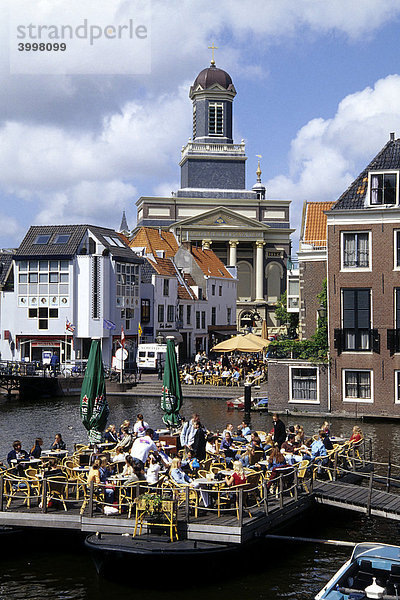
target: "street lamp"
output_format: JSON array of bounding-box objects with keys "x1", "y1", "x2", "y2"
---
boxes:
[
  {"x1": 155, "y1": 332, "x2": 164, "y2": 345},
  {"x1": 155, "y1": 332, "x2": 164, "y2": 380},
  {"x1": 317, "y1": 303, "x2": 327, "y2": 320}
]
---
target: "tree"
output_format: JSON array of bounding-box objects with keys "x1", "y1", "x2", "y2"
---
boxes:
[{"x1": 275, "y1": 291, "x2": 299, "y2": 339}]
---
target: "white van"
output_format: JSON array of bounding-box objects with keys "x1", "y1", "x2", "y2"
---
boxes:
[{"x1": 137, "y1": 343, "x2": 168, "y2": 371}]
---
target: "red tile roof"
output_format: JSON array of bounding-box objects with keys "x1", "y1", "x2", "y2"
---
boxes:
[
  {"x1": 130, "y1": 227, "x2": 178, "y2": 258},
  {"x1": 190, "y1": 247, "x2": 232, "y2": 278},
  {"x1": 302, "y1": 202, "x2": 335, "y2": 248}
]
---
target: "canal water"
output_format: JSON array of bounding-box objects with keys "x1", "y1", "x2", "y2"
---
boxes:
[{"x1": 0, "y1": 392, "x2": 399, "y2": 599}]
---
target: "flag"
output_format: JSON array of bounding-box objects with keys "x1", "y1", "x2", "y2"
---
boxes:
[
  {"x1": 103, "y1": 319, "x2": 116, "y2": 330},
  {"x1": 121, "y1": 325, "x2": 125, "y2": 348},
  {"x1": 138, "y1": 322, "x2": 143, "y2": 338},
  {"x1": 65, "y1": 319, "x2": 75, "y2": 333}
]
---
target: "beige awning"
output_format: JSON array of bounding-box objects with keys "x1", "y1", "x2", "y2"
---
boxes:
[{"x1": 211, "y1": 334, "x2": 266, "y2": 353}]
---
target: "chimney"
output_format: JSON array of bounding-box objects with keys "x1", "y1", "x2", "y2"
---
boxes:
[{"x1": 390, "y1": 132, "x2": 395, "y2": 141}]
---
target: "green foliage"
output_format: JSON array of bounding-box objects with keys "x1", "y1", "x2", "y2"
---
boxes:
[
  {"x1": 269, "y1": 279, "x2": 328, "y2": 363},
  {"x1": 275, "y1": 291, "x2": 299, "y2": 339}
]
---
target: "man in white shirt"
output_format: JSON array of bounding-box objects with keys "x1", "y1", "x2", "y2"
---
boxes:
[{"x1": 130, "y1": 429, "x2": 158, "y2": 469}]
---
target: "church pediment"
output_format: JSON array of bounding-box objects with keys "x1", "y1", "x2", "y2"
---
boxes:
[{"x1": 171, "y1": 206, "x2": 270, "y2": 230}]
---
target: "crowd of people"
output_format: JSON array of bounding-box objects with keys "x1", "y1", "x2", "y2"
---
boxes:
[
  {"x1": 2, "y1": 412, "x2": 364, "y2": 512},
  {"x1": 179, "y1": 352, "x2": 268, "y2": 386}
]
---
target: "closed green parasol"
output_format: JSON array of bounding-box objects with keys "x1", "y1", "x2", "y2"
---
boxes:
[
  {"x1": 161, "y1": 339, "x2": 182, "y2": 427},
  {"x1": 80, "y1": 339, "x2": 109, "y2": 445}
]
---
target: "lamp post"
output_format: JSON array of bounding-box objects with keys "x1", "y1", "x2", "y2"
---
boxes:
[
  {"x1": 317, "y1": 302, "x2": 327, "y2": 320},
  {"x1": 156, "y1": 332, "x2": 164, "y2": 380}
]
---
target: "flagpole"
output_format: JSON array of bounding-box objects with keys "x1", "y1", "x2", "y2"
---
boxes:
[{"x1": 64, "y1": 331, "x2": 67, "y2": 378}]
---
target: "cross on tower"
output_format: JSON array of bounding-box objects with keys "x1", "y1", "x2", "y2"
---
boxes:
[{"x1": 208, "y1": 42, "x2": 218, "y2": 65}]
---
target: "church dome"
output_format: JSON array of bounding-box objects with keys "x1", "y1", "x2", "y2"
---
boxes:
[{"x1": 193, "y1": 64, "x2": 233, "y2": 90}]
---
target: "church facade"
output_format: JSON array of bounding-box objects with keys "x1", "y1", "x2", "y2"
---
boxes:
[{"x1": 135, "y1": 60, "x2": 294, "y2": 332}]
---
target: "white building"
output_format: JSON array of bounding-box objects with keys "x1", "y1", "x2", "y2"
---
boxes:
[{"x1": 0, "y1": 224, "x2": 143, "y2": 367}]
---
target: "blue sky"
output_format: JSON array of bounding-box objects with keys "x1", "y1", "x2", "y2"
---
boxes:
[{"x1": 2, "y1": 0, "x2": 400, "y2": 252}]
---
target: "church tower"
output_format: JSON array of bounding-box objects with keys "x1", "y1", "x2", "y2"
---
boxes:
[{"x1": 179, "y1": 58, "x2": 247, "y2": 191}]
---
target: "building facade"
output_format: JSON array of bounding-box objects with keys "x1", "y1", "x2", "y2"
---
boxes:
[
  {"x1": 0, "y1": 225, "x2": 142, "y2": 367},
  {"x1": 327, "y1": 133, "x2": 400, "y2": 416},
  {"x1": 134, "y1": 61, "x2": 293, "y2": 332}
]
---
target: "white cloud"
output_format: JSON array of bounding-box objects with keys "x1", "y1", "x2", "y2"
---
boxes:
[{"x1": 267, "y1": 74, "x2": 400, "y2": 250}]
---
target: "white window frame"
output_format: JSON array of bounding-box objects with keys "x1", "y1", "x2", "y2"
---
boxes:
[
  {"x1": 341, "y1": 231, "x2": 371, "y2": 272},
  {"x1": 342, "y1": 369, "x2": 373, "y2": 403},
  {"x1": 289, "y1": 365, "x2": 319, "y2": 404},
  {"x1": 367, "y1": 170, "x2": 399, "y2": 207},
  {"x1": 208, "y1": 102, "x2": 224, "y2": 136},
  {"x1": 393, "y1": 230, "x2": 400, "y2": 271}
]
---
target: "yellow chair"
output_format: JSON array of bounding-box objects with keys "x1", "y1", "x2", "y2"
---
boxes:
[
  {"x1": 133, "y1": 493, "x2": 178, "y2": 542},
  {"x1": 169, "y1": 480, "x2": 198, "y2": 517},
  {"x1": 45, "y1": 477, "x2": 69, "y2": 511},
  {"x1": 4, "y1": 474, "x2": 39, "y2": 509}
]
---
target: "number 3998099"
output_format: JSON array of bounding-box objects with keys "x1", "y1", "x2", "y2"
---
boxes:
[{"x1": 18, "y1": 43, "x2": 67, "y2": 51}]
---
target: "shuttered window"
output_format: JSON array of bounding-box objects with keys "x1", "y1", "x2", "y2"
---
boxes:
[{"x1": 342, "y1": 289, "x2": 371, "y2": 351}]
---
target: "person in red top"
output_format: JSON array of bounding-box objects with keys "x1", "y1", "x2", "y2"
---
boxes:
[
  {"x1": 225, "y1": 460, "x2": 246, "y2": 487},
  {"x1": 349, "y1": 425, "x2": 363, "y2": 443}
]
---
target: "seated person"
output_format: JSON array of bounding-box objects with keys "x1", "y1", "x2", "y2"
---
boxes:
[
  {"x1": 349, "y1": 426, "x2": 363, "y2": 443},
  {"x1": 224, "y1": 460, "x2": 246, "y2": 487},
  {"x1": 115, "y1": 427, "x2": 133, "y2": 452},
  {"x1": 321, "y1": 421, "x2": 330, "y2": 436},
  {"x1": 233, "y1": 421, "x2": 251, "y2": 442},
  {"x1": 30, "y1": 438, "x2": 43, "y2": 459},
  {"x1": 118, "y1": 420, "x2": 131, "y2": 440},
  {"x1": 183, "y1": 370, "x2": 195, "y2": 385},
  {"x1": 321, "y1": 430, "x2": 333, "y2": 451},
  {"x1": 221, "y1": 423, "x2": 234, "y2": 439},
  {"x1": 281, "y1": 433, "x2": 302, "y2": 464},
  {"x1": 231, "y1": 369, "x2": 241, "y2": 384},
  {"x1": 181, "y1": 449, "x2": 200, "y2": 476},
  {"x1": 51, "y1": 433, "x2": 66, "y2": 451},
  {"x1": 146, "y1": 453, "x2": 162, "y2": 485},
  {"x1": 122, "y1": 455, "x2": 140, "y2": 482},
  {"x1": 220, "y1": 432, "x2": 237, "y2": 463},
  {"x1": 221, "y1": 368, "x2": 231, "y2": 382},
  {"x1": 263, "y1": 434, "x2": 274, "y2": 452},
  {"x1": 238, "y1": 432, "x2": 264, "y2": 467},
  {"x1": 104, "y1": 425, "x2": 118, "y2": 446},
  {"x1": 111, "y1": 446, "x2": 127, "y2": 463},
  {"x1": 7, "y1": 440, "x2": 29, "y2": 466},
  {"x1": 155, "y1": 441, "x2": 173, "y2": 468},
  {"x1": 169, "y1": 458, "x2": 209, "y2": 507},
  {"x1": 266, "y1": 447, "x2": 287, "y2": 471},
  {"x1": 43, "y1": 457, "x2": 63, "y2": 478},
  {"x1": 205, "y1": 433, "x2": 219, "y2": 457}
]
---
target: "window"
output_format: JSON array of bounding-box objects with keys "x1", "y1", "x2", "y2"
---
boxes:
[
  {"x1": 227, "y1": 307, "x2": 231, "y2": 325},
  {"x1": 388, "y1": 289, "x2": 400, "y2": 355},
  {"x1": 395, "y1": 371, "x2": 400, "y2": 404},
  {"x1": 290, "y1": 367, "x2": 318, "y2": 403},
  {"x1": 219, "y1": 286, "x2": 222, "y2": 296},
  {"x1": 116, "y1": 262, "x2": 139, "y2": 307},
  {"x1": 53, "y1": 233, "x2": 71, "y2": 245},
  {"x1": 208, "y1": 102, "x2": 223, "y2": 135},
  {"x1": 163, "y1": 279, "x2": 169, "y2": 297},
  {"x1": 34, "y1": 234, "x2": 51, "y2": 245},
  {"x1": 187, "y1": 305, "x2": 191, "y2": 325},
  {"x1": 201, "y1": 311, "x2": 206, "y2": 329},
  {"x1": 198, "y1": 288, "x2": 203, "y2": 300},
  {"x1": 342, "y1": 232, "x2": 370, "y2": 269},
  {"x1": 370, "y1": 172, "x2": 397, "y2": 205},
  {"x1": 211, "y1": 306, "x2": 216, "y2": 326},
  {"x1": 342, "y1": 289, "x2": 371, "y2": 351},
  {"x1": 141, "y1": 299, "x2": 151, "y2": 323},
  {"x1": 212, "y1": 284, "x2": 215, "y2": 296},
  {"x1": 167, "y1": 305, "x2": 175, "y2": 323},
  {"x1": 36, "y1": 307, "x2": 58, "y2": 330},
  {"x1": 343, "y1": 370, "x2": 372, "y2": 402},
  {"x1": 158, "y1": 304, "x2": 164, "y2": 323},
  {"x1": 196, "y1": 311, "x2": 200, "y2": 329}
]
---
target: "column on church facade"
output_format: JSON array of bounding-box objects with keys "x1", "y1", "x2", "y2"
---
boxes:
[
  {"x1": 255, "y1": 240, "x2": 265, "y2": 301},
  {"x1": 228, "y1": 240, "x2": 238, "y2": 266}
]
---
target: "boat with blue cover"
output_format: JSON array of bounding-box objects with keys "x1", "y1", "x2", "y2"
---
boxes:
[{"x1": 315, "y1": 543, "x2": 400, "y2": 600}]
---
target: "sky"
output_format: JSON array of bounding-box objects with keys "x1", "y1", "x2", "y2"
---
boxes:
[{"x1": 2, "y1": 0, "x2": 400, "y2": 253}]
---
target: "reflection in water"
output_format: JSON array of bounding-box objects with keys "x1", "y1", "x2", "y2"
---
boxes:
[{"x1": 0, "y1": 392, "x2": 398, "y2": 599}]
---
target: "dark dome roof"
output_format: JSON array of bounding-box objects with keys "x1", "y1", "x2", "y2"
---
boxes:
[{"x1": 193, "y1": 65, "x2": 233, "y2": 90}]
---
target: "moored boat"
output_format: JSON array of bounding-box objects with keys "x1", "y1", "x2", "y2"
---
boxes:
[
  {"x1": 315, "y1": 542, "x2": 400, "y2": 600},
  {"x1": 85, "y1": 532, "x2": 239, "y2": 576}
]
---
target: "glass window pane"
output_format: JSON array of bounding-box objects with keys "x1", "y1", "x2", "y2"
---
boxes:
[{"x1": 49, "y1": 261, "x2": 58, "y2": 271}]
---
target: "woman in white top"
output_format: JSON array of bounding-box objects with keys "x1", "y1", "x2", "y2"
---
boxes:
[
  {"x1": 122, "y1": 455, "x2": 139, "y2": 482},
  {"x1": 146, "y1": 453, "x2": 161, "y2": 485},
  {"x1": 133, "y1": 413, "x2": 149, "y2": 438}
]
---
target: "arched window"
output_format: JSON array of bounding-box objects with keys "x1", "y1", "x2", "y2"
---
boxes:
[
  {"x1": 237, "y1": 261, "x2": 253, "y2": 300},
  {"x1": 266, "y1": 262, "x2": 283, "y2": 302}
]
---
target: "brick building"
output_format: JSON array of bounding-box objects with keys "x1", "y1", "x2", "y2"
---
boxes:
[{"x1": 327, "y1": 133, "x2": 400, "y2": 416}]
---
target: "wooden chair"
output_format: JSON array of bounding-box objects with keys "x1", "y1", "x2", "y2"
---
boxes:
[
  {"x1": 296, "y1": 460, "x2": 311, "y2": 493},
  {"x1": 195, "y1": 372, "x2": 204, "y2": 385},
  {"x1": 169, "y1": 480, "x2": 198, "y2": 517},
  {"x1": 4, "y1": 474, "x2": 38, "y2": 509}
]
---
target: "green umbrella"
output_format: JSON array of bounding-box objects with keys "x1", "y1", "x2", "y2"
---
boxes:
[
  {"x1": 80, "y1": 339, "x2": 109, "y2": 445},
  {"x1": 161, "y1": 339, "x2": 182, "y2": 428}
]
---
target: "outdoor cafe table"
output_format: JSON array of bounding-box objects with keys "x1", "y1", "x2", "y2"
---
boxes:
[
  {"x1": 41, "y1": 450, "x2": 68, "y2": 458},
  {"x1": 11, "y1": 458, "x2": 42, "y2": 466}
]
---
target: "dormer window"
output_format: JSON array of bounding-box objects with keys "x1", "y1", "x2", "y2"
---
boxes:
[
  {"x1": 369, "y1": 171, "x2": 398, "y2": 205},
  {"x1": 208, "y1": 102, "x2": 223, "y2": 136}
]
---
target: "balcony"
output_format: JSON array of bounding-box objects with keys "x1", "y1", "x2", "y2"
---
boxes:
[
  {"x1": 334, "y1": 328, "x2": 380, "y2": 355},
  {"x1": 180, "y1": 140, "x2": 246, "y2": 161}
]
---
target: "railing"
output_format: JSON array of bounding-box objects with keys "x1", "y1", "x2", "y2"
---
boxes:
[
  {"x1": 0, "y1": 359, "x2": 88, "y2": 378},
  {"x1": 299, "y1": 240, "x2": 327, "y2": 252},
  {"x1": 181, "y1": 140, "x2": 246, "y2": 159}
]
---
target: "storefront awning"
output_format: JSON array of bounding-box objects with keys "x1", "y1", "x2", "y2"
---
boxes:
[{"x1": 212, "y1": 329, "x2": 240, "y2": 337}]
